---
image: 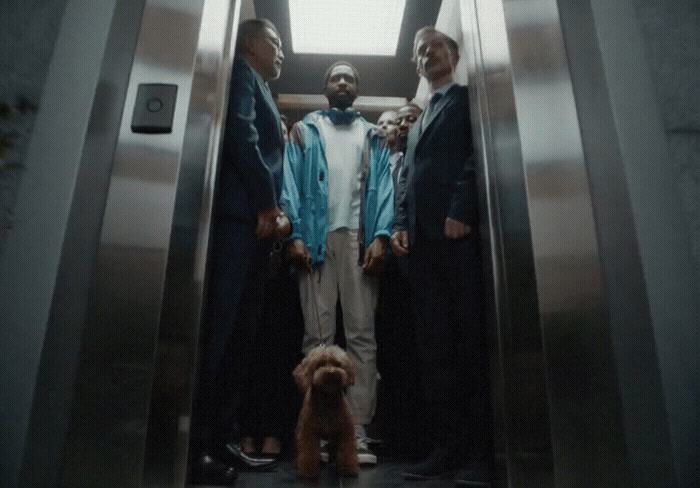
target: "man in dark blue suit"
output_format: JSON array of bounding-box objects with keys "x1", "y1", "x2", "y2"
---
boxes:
[
  {"x1": 392, "y1": 27, "x2": 493, "y2": 487},
  {"x1": 190, "y1": 18, "x2": 290, "y2": 485}
]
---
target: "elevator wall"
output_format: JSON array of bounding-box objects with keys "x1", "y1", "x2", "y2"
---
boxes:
[
  {"x1": 457, "y1": 1, "x2": 552, "y2": 486},
  {"x1": 556, "y1": 0, "x2": 698, "y2": 485},
  {"x1": 626, "y1": 4, "x2": 700, "y2": 483},
  {"x1": 465, "y1": 0, "x2": 698, "y2": 486},
  {"x1": 0, "y1": 0, "x2": 68, "y2": 255},
  {"x1": 583, "y1": 1, "x2": 698, "y2": 485},
  {"x1": 0, "y1": 1, "x2": 123, "y2": 487}
]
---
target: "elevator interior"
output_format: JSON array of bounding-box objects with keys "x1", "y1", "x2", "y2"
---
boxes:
[{"x1": 3, "y1": 0, "x2": 698, "y2": 487}]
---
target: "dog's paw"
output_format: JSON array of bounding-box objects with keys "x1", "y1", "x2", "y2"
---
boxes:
[{"x1": 297, "y1": 454, "x2": 320, "y2": 479}]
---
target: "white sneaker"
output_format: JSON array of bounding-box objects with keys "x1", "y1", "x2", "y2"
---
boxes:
[
  {"x1": 356, "y1": 437, "x2": 377, "y2": 465},
  {"x1": 320, "y1": 439, "x2": 329, "y2": 463}
]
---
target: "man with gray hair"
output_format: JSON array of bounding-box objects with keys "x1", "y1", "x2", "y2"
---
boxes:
[
  {"x1": 191, "y1": 18, "x2": 288, "y2": 485},
  {"x1": 393, "y1": 27, "x2": 494, "y2": 486}
]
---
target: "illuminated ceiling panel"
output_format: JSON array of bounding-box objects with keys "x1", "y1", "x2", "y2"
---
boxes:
[{"x1": 289, "y1": 0, "x2": 407, "y2": 55}]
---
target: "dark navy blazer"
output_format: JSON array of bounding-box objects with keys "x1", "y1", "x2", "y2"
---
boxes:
[
  {"x1": 394, "y1": 84, "x2": 477, "y2": 245},
  {"x1": 217, "y1": 57, "x2": 285, "y2": 221},
  {"x1": 196, "y1": 57, "x2": 286, "y2": 447}
]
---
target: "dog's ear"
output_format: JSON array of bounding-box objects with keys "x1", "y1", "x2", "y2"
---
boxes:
[
  {"x1": 293, "y1": 349, "x2": 318, "y2": 391},
  {"x1": 334, "y1": 347, "x2": 356, "y2": 387},
  {"x1": 293, "y1": 356, "x2": 311, "y2": 391}
]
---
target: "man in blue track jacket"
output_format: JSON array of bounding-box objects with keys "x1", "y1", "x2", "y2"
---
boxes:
[{"x1": 281, "y1": 61, "x2": 393, "y2": 465}]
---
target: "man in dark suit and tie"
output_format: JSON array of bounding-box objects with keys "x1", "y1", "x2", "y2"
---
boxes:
[
  {"x1": 190, "y1": 18, "x2": 290, "y2": 485},
  {"x1": 392, "y1": 27, "x2": 493, "y2": 487}
]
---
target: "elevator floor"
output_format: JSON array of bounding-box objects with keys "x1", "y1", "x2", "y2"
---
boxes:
[
  {"x1": 189, "y1": 460, "x2": 461, "y2": 488},
  {"x1": 186, "y1": 454, "x2": 555, "y2": 488}
]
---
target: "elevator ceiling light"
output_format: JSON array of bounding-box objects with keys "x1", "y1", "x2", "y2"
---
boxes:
[{"x1": 289, "y1": 0, "x2": 407, "y2": 55}]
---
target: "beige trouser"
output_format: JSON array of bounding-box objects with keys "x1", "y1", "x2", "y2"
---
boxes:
[{"x1": 299, "y1": 229, "x2": 379, "y2": 425}]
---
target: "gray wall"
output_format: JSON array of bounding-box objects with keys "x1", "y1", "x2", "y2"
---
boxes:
[
  {"x1": 0, "y1": 1, "x2": 68, "y2": 483},
  {"x1": 0, "y1": 1, "x2": 118, "y2": 486},
  {"x1": 636, "y1": 1, "x2": 700, "y2": 287},
  {"x1": 0, "y1": 1, "x2": 68, "y2": 256},
  {"x1": 587, "y1": 0, "x2": 700, "y2": 486},
  {"x1": 633, "y1": 2, "x2": 700, "y2": 485}
]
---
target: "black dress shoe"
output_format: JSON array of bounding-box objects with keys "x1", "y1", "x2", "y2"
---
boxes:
[
  {"x1": 260, "y1": 450, "x2": 282, "y2": 461},
  {"x1": 190, "y1": 453, "x2": 237, "y2": 485},
  {"x1": 222, "y1": 442, "x2": 278, "y2": 471}
]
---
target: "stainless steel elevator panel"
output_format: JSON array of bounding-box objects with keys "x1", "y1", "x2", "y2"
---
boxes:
[
  {"x1": 59, "y1": 1, "x2": 241, "y2": 486},
  {"x1": 142, "y1": 0, "x2": 242, "y2": 485},
  {"x1": 460, "y1": 0, "x2": 632, "y2": 487},
  {"x1": 460, "y1": 1, "x2": 552, "y2": 486},
  {"x1": 460, "y1": 0, "x2": 643, "y2": 486},
  {"x1": 503, "y1": 1, "x2": 632, "y2": 484}
]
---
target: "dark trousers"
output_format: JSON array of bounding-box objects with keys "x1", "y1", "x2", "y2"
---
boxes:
[
  {"x1": 192, "y1": 218, "x2": 262, "y2": 452},
  {"x1": 239, "y1": 253, "x2": 305, "y2": 445},
  {"x1": 374, "y1": 257, "x2": 427, "y2": 457},
  {"x1": 409, "y1": 227, "x2": 493, "y2": 463}
]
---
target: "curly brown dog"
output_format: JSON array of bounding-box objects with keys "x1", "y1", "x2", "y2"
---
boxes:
[{"x1": 293, "y1": 344, "x2": 360, "y2": 478}]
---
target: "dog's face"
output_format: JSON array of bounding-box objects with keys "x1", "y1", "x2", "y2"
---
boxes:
[{"x1": 293, "y1": 345, "x2": 355, "y2": 393}]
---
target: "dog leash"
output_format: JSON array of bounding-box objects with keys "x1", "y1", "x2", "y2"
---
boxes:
[{"x1": 306, "y1": 266, "x2": 325, "y2": 347}]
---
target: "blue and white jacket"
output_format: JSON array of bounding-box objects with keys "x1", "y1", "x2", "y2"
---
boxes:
[{"x1": 281, "y1": 110, "x2": 394, "y2": 265}]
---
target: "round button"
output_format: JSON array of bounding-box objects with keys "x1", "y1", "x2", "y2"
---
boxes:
[{"x1": 147, "y1": 97, "x2": 163, "y2": 112}]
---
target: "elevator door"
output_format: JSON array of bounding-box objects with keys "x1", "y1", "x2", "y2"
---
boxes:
[
  {"x1": 38, "y1": 0, "x2": 576, "y2": 486},
  {"x1": 119, "y1": 0, "x2": 552, "y2": 486}
]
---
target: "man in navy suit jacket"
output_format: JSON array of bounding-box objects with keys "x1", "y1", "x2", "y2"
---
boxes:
[
  {"x1": 191, "y1": 18, "x2": 289, "y2": 484},
  {"x1": 392, "y1": 27, "x2": 494, "y2": 487}
]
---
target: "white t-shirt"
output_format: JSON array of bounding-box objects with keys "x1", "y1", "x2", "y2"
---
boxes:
[{"x1": 315, "y1": 114, "x2": 366, "y2": 232}]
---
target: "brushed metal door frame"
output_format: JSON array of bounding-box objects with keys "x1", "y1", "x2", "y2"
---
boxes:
[
  {"x1": 142, "y1": 0, "x2": 243, "y2": 485},
  {"x1": 55, "y1": 1, "x2": 242, "y2": 486},
  {"x1": 460, "y1": 0, "x2": 638, "y2": 486},
  {"x1": 460, "y1": 0, "x2": 552, "y2": 486}
]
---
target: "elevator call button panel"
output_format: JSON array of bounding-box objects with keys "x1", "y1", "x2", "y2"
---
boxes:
[{"x1": 131, "y1": 83, "x2": 178, "y2": 134}]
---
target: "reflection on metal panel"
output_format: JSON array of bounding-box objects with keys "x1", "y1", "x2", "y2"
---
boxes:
[
  {"x1": 19, "y1": 2, "x2": 145, "y2": 486},
  {"x1": 461, "y1": 0, "x2": 552, "y2": 486},
  {"x1": 142, "y1": 0, "x2": 241, "y2": 486},
  {"x1": 60, "y1": 1, "x2": 207, "y2": 486},
  {"x1": 500, "y1": 0, "x2": 631, "y2": 486}
]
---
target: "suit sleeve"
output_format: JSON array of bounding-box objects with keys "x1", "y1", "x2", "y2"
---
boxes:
[
  {"x1": 447, "y1": 93, "x2": 478, "y2": 226},
  {"x1": 280, "y1": 122, "x2": 304, "y2": 241},
  {"x1": 221, "y1": 60, "x2": 277, "y2": 215}
]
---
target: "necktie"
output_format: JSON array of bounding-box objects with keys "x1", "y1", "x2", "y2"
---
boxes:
[{"x1": 422, "y1": 92, "x2": 443, "y2": 132}]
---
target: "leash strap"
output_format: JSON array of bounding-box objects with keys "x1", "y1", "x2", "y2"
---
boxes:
[{"x1": 307, "y1": 268, "x2": 325, "y2": 347}]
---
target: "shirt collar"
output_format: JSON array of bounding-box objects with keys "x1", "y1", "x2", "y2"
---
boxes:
[
  {"x1": 238, "y1": 56, "x2": 266, "y2": 86},
  {"x1": 430, "y1": 81, "x2": 457, "y2": 99}
]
